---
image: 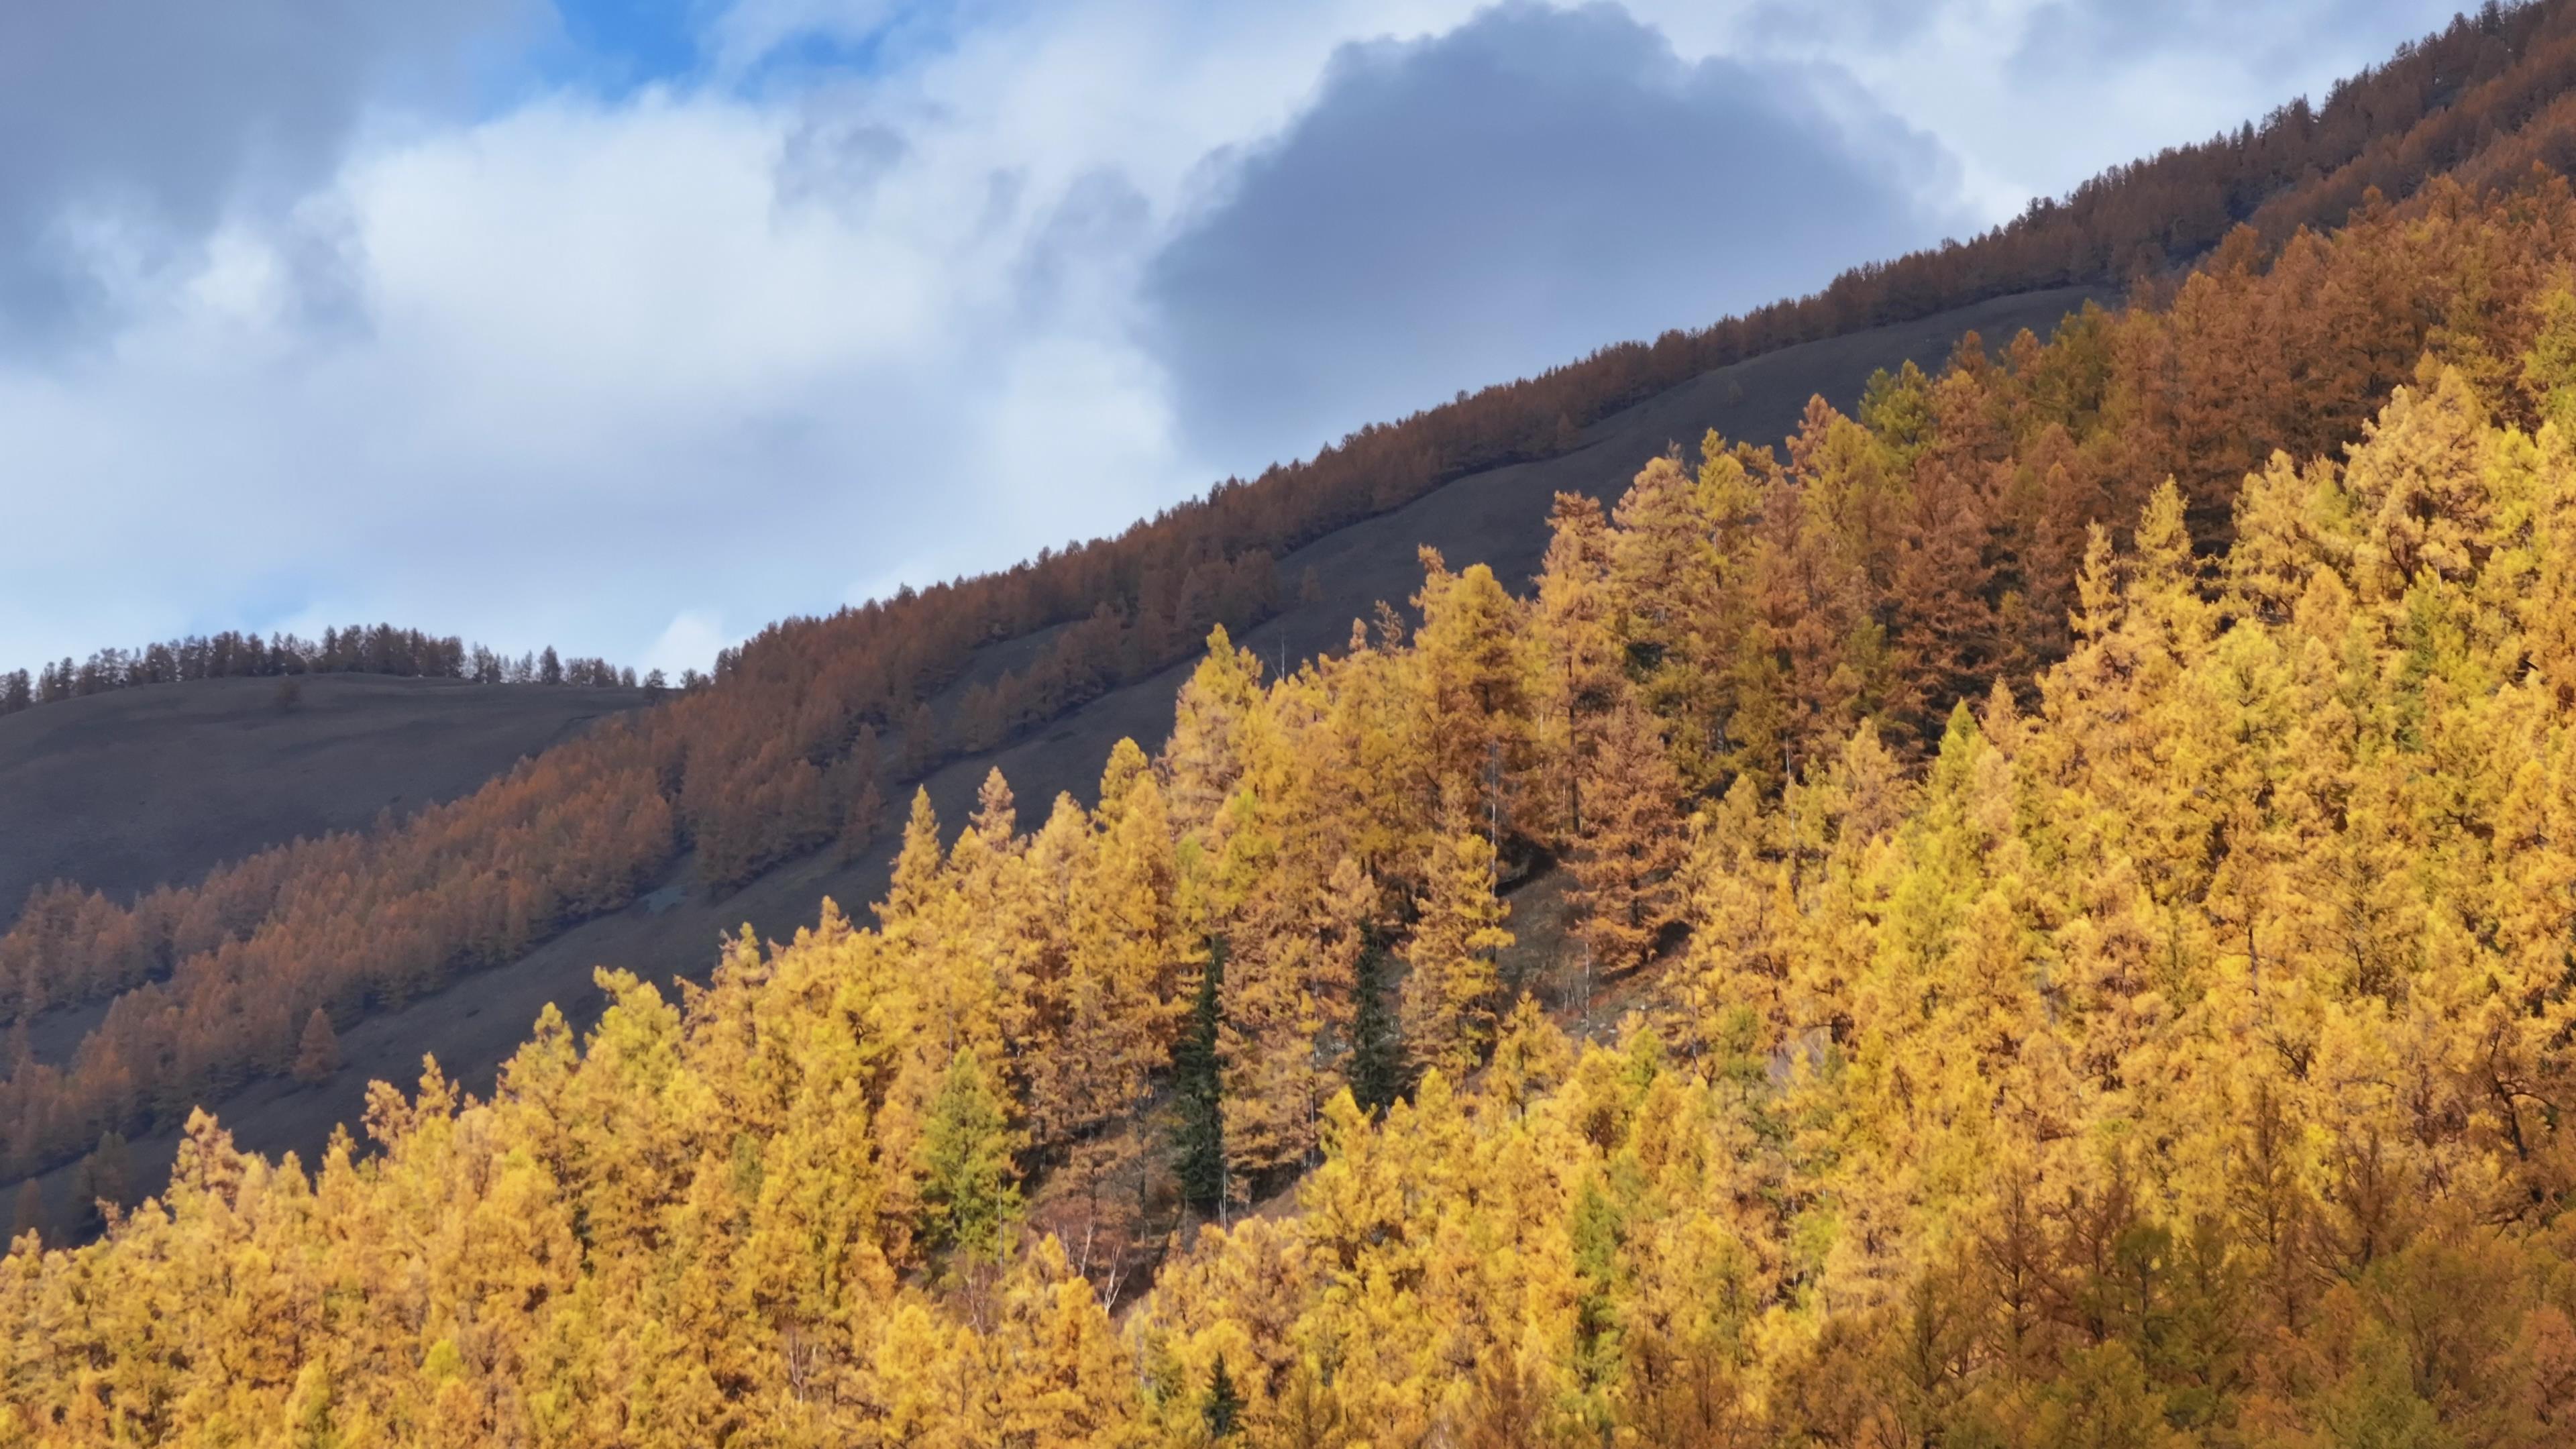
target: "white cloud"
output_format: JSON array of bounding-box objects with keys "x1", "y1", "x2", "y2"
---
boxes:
[
  {"x1": 644, "y1": 608, "x2": 730, "y2": 677},
  {"x1": 0, "y1": 0, "x2": 2476, "y2": 674}
]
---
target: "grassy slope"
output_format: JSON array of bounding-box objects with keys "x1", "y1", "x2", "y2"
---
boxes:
[{"x1": 0, "y1": 674, "x2": 645, "y2": 916}]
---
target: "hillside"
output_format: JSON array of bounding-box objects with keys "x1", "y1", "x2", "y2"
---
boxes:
[
  {"x1": 5, "y1": 284, "x2": 2102, "y2": 1233},
  {"x1": 0, "y1": 674, "x2": 645, "y2": 917},
  {"x1": 3, "y1": 3, "x2": 2566, "y2": 1236},
  {"x1": 12, "y1": 171, "x2": 2576, "y2": 1442}
]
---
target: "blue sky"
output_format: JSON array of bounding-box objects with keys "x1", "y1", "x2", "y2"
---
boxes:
[
  {"x1": 536, "y1": 0, "x2": 918, "y2": 94},
  {"x1": 547, "y1": 0, "x2": 709, "y2": 87},
  {"x1": 0, "y1": 0, "x2": 2466, "y2": 677}
]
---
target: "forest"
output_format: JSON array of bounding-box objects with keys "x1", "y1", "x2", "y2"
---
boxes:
[
  {"x1": 7, "y1": 124, "x2": 2576, "y2": 1440},
  {"x1": 2, "y1": 1, "x2": 2569, "y2": 1212},
  {"x1": 13, "y1": 7, "x2": 2576, "y2": 1444}
]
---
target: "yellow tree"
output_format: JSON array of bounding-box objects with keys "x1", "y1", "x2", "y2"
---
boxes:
[
  {"x1": 1399, "y1": 824, "x2": 1514, "y2": 1083},
  {"x1": 1163, "y1": 626, "x2": 1267, "y2": 844},
  {"x1": 1218, "y1": 855, "x2": 1373, "y2": 1192},
  {"x1": 1609, "y1": 447, "x2": 1744, "y2": 793},
  {"x1": 1411, "y1": 552, "x2": 1532, "y2": 847},
  {"x1": 1676, "y1": 777, "x2": 1795, "y2": 1059},
  {"x1": 1034, "y1": 745, "x2": 1187, "y2": 1282},
  {"x1": 1531, "y1": 492, "x2": 1626, "y2": 843},
  {"x1": 1566, "y1": 698, "x2": 1685, "y2": 978},
  {"x1": 292, "y1": 1008, "x2": 339, "y2": 1085}
]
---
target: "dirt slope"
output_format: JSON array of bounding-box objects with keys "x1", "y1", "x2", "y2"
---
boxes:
[{"x1": 20, "y1": 284, "x2": 2102, "y2": 1226}]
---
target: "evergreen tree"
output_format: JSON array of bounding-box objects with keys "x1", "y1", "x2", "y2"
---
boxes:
[
  {"x1": 1172, "y1": 938, "x2": 1227, "y2": 1212},
  {"x1": 1203, "y1": 1357, "x2": 1246, "y2": 1440},
  {"x1": 1347, "y1": 937, "x2": 1405, "y2": 1114},
  {"x1": 918, "y1": 1048, "x2": 1020, "y2": 1263},
  {"x1": 15, "y1": 116, "x2": 2576, "y2": 1442}
]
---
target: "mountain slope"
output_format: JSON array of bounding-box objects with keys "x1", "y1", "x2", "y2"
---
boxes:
[
  {"x1": 15, "y1": 0, "x2": 2576, "y2": 1248},
  {"x1": 7, "y1": 285, "x2": 2102, "y2": 1232},
  {"x1": 14, "y1": 185, "x2": 2576, "y2": 1443}
]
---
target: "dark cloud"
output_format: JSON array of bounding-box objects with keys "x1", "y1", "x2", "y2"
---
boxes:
[
  {"x1": 0, "y1": 0, "x2": 523, "y2": 343},
  {"x1": 1143, "y1": 0, "x2": 1964, "y2": 476}
]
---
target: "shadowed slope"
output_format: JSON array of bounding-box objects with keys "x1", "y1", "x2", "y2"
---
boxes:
[{"x1": 0, "y1": 675, "x2": 644, "y2": 916}]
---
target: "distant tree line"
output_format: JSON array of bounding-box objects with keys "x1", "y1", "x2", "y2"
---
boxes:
[{"x1": 0, "y1": 624, "x2": 667, "y2": 720}]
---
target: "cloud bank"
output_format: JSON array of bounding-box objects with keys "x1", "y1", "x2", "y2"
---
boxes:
[{"x1": 0, "y1": 0, "x2": 2467, "y2": 676}]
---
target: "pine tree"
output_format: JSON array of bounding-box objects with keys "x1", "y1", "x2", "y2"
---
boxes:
[
  {"x1": 1164, "y1": 627, "x2": 1267, "y2": 839},
  {"x1": 1412, "y1": 555, "x2": 1531, "y2": 841},
  {"x1": 1044, "y1": 738, "x2": 1184, "y2": 1146},
  {"x1": 1886, "y1": 429, "x2": 1999, "y2": 739},
  {"x1": 2343, "y1": 365, "x2": 2491, "y2": 595},
  {"x1": 1347, "y1": 937, "x2": 1405, "y2": 1114},
  {"x1": 943, "y1": 767, "x2": 1036, "y2": 1067},
  {"x1": 2521, "y1": 280, "x2": 2576, "y2": 435},
  {"x1": 1486, "y1": 993, "x2": 1573, "y2": 1116},
  {"x1": 1216, "y1": 856, "x2": 1370, "y2": 1188},
  {"x1": 918, "y1": 1047, "x2": 1020, "y2": 1264},
  {"x1": 1172, "y1": 937, "x2": 1227, "y2": 1212},
  {"x1": 1203, "y1": 1357, "x2": 1246, "y2": 1440},
  {"x1": 880, "y1": 788, "x2": 945, "y2": 941},
  {"x1": 1609, "y1": 453, "x2": 1720, "y2": 670},
  {"x1": 72, "y1": 1130, "x2": 130, "y2": 1236},
  {"x1": 835, "y1": 776, "x2": 886, "y2": 865},
  {"x1": 13, "y1": 147, "x2": 2576, "y2": 1444}
]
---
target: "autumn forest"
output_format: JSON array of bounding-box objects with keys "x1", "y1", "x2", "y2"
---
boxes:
[{"x1": 11, "y1": 3, "x2": 2576, "y2": 1446}]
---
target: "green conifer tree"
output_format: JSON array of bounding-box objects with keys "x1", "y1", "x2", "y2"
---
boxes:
[
  {"x1": 1347, "y1": 936, "x2": 1405, "y2": 1114},
  {"x1": 1172, "y1": 937, "x2": 1228, "y2": 1211},
  {"x1": 918, "y1": 1047, "x2": 1020, "y2": 1263}
]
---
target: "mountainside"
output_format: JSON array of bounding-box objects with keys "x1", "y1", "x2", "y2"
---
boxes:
[
  {"x1": 3, "y1": 283, "x2": 2101, "y2": 1234},
  {"x1": 0, "y1": 674, "x2": 645, "y2": 919},
  {"x1": 21, "y1": 11, "x2": 2576, "y2": 1442},
  {"x1": 13, "y1": 166, "x2": 2576, "y2": 1444},
  {"x1": 4, "y1": 4, "x2": 2565, "y2": 1236}
]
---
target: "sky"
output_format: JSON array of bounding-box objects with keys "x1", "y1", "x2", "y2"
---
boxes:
[{"x1": 0, "y1": 0, "x2": 2467, "y2": 678}]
